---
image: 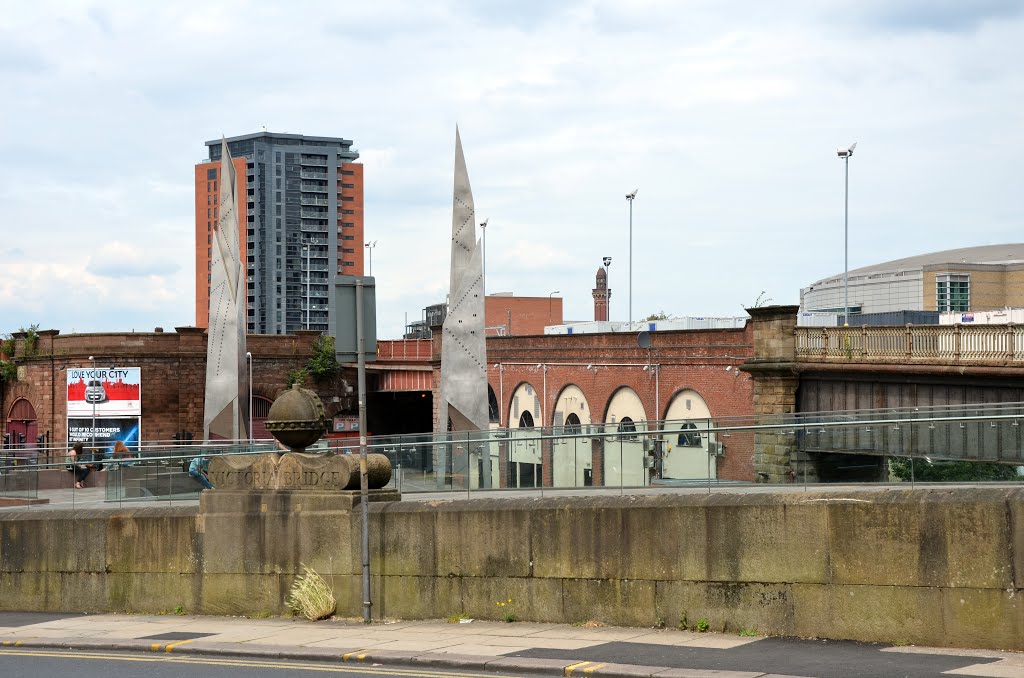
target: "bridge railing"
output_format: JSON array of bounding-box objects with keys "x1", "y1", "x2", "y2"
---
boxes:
[
  {"x1": 1, "y1": 403, "x2": 1021, "y2": 514},
  {"x1": 795, "y1": 324, "x2": 1024, "y2": 363}
]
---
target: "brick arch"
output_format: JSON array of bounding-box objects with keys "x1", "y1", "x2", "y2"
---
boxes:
[
  {"x1": 251, "y1": 395, "x2": 274, "y2": 440},
  {"x1": 662, "y1": 386, "x2": 713, "y2": 421},
  {"x1": 487, "y1": 384, "x2": 500, "y2": 423},
  {"x1": 508, "y1": 381, "x2": 541, "y2": 428},
  {"x1": 551, "y1": 384, "x2": 592, "y2": 430},
  {"x1": 602, "y1": 385, "x2": 647, "y2": 425},
  {"x1": 661, "y1": 388, "x2": 715, "y2": 481},
  {"x1": 6, "y1": 396, "x2": 38, "y2": 448}
]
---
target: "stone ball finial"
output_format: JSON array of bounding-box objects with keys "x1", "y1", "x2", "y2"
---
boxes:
[{"x1": 264, "y1": 384, "x2": 328, "y2": 452}]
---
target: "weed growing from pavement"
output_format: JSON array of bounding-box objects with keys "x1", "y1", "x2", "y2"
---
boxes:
[
  {"x1": 174, "y1": 605, "x2": 185, "y2": 615},
  {"x1": 495, "y1": 598, "x2": 516, "y2": 622},
  {"x1": 739, "y1": 627, "x2": 759, "y2": 637},
  {"x1": 696, "y1": 618, "x2": 710, "y2": 633}
]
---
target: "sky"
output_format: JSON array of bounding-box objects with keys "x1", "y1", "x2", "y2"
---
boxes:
[{"x1": 1, "y1": 0, "x2": 1022, "y2": 339}]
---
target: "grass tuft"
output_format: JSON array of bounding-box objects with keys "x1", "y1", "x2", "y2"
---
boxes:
[{"x1": 286, "y1": 565, "x2": 337, "y2": 621}]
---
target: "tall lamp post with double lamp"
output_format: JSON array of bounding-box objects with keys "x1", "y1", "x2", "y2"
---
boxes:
[
  {"x1": 603, "y1": 257, "x2": 612, "y2": 321},
  {"x1": 364, "y1": 240, "x2": 377, "y2": 276},
  {"x1": 480, "y1": 219, "x2": 489, "y2": 296},
  {"x1": 625, "y1": 189, "x2": 638, "y2": 329},
  {"x1": 836, "y1": 142, "x2": 857, "y2": 326}
]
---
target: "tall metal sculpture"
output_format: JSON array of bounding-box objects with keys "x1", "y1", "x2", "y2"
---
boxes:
[
  {"x1": 204, "y1": 139, "x2": 250, "y2": 441},
  {"x1": 438, "y1": 128, "x2": 489, "y2": 484}
]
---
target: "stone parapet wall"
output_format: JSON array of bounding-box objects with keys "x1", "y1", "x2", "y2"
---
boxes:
[{"x1": 1, "y1": 488, "x2": 1022, "y2": 649}]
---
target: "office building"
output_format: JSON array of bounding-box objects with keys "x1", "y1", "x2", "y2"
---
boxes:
[
  {"x1": 800, "y1": 244, "x2": 1024, "y2": 317},
  {"x1": 195, "y1": 132, "x2": 364, "y2": 334}
]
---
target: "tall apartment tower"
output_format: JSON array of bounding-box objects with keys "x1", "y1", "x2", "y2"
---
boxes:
[
  {"x1": 593, "y1": 267, "x2": 610, "y2": 321},
  {"x1": 194, "y1": 132, "x2": 364, "y2": 334}
]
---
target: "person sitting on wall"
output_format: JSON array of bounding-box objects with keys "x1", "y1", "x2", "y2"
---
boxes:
[
  {"x1": 66, "y1": 442, "x2": 93, "y2": 489},
  {"x1": 112, "y1": 440, "x2": 136, "y2": 466},
  {"x1": 188, "y1": 455, "x2": 214, "y2": 490}
]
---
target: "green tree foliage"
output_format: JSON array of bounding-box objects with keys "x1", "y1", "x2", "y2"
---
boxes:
[
  {"x1": 306, "y1": 335, "x2": 339, "y2": 382},
  {"x1": 286, "y1": 368, "x2": 309, "y2": 388},
  {"x1": 646, "y1": 311, "x2": 669, "y2": 321},
  {"x1": 890, "y1": 458, "x2": 1020, "y2": 482},
  {"x1": 19, "y1": 324, "x2": 40, "y2": 356}
]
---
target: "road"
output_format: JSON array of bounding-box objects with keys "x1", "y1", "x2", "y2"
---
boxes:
[
  {"x1": 0, "y1": 638, "x2": 1019, "y2": 678},
  {"x1": 0, "y1": 648, "x2": 522, "y2": 678}
]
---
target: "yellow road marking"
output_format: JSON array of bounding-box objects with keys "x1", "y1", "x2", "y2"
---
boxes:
[
  {"x1": 0, "y1": 647, "x2": 500, "y2": 677},
  {"x1": 565, "y1": 660, "x2": 593, "y2": 675},
  {"x1": 342, "y1": 648, "x2": 368, "y2": 662},
  {"x1": 582, "y1": 662, "x2": 607, "y2": 673},
  {"x1": 1, "y1": 641, "x2": 21, "y2": 647},
  {"x1": 165, "y1": 639, "x2": 194, "y2": 652},
  {"x1": 149, "y1": 643, "x2": 164, "y2": 652}
]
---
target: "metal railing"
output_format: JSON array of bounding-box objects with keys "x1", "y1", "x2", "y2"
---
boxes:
[
  {"x1": 796, "y1": 324, "x2": 1024, "y2": 363},
  {"x1": 376, "y1": 339, "x2": 433, "y2": 361},
  {"x1": 1, "y1": 404, "x2": 1021, "y2": 515}
]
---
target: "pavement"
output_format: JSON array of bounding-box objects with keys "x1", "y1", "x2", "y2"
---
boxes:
[{"x1": 0, "y1": 611, "x2": 1022, "y2": 678}]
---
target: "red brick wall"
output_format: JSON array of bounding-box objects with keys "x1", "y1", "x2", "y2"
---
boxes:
[
  {"x1": 2, "y1": 330, "x2": 355, "y2": 461},
  {"x1": 425, "y1": 326, "x2": 755, "y2": 480},
  {"x1": 486, "y1": 296, "x2": 563, "y2": 336}
]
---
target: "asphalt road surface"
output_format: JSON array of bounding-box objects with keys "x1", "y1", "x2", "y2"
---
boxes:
[
  {"x1": 0, "y1": 642, "x2": 1014, "y2": 678},
  {"x1": 0, "y1": 648, "x2": 524, "y2": 678}
]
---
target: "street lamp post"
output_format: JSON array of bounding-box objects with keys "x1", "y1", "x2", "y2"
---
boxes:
[
  {"x1": 836, "y1": 143, "x2": 857, "y2": 326},
  {"x1": 479, "y1": 219, "x2": 488, "y2": 296},
  {"x1": 602, "y1": 256, "x2": 612, "y2": 321},
  {"x1": 89, "y1": 355, "x2": 96, "y2": 454},
  {"x1": 246, "y1": 352, "x2": 253, "y2": 443},
  {"x1": 364, "y1": 240, "x2": 377, "y2": 276},
  {"x1": 625, "y1": 189, "x2": 638, "y2": 329},
  {"x1": 548, "y1": 290, "x2": 560, "y2": 325}
]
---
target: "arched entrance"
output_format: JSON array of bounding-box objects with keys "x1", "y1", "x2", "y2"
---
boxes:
[
  {"x1": 508, "y1": 382, "x2": 541, "y2": 488},
  {"x1": 662, "y1": 389, "x2": 714, "y2": 480},
  {"x1": 603, "y1": 387, "x2": 648, "y2": 487},
  {"x1": 251, "y1": 396, "x2": 273, "y2": 440},
  {"x1": 6, "y1": 398, "x2": 38, "y2": 452},
  {"x1": 551, "y1": 384, "x2": 593, "y2": 487}
]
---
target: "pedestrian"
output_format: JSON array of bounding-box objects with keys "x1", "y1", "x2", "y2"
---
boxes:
[
  {"x1": 112, "y1": 440, "x2": 135, "y2": 466},
  {"x1": 188, "y1": 455, "x2": 214, "y2": 490},
  {"x1": 66, "y1": 442, "x2": 92, "y2": 489}
]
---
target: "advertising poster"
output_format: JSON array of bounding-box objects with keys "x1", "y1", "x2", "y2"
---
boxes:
[
  {"x1": 67, "y1": 418, "x2": 141, "y2": 455},
  {"x1": 67, "y1": 367, "x2": 141, "y2": 417}
]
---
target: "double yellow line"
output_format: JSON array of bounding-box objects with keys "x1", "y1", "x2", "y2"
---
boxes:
[
  {"x1": 149, "y1": 639, "x2": 195, "y2": 652},
  {"x1": 565, "y1": 660, "x2": 609, "y2": 675},
  {"x1": 0, "y1": 647, "x2": 506, "y2": 678}
]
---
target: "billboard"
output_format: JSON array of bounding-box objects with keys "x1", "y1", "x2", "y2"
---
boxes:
[
  {"x1": 67, "y1": 367, "x2": 141, "y2": 417},
  {"x1": 67, "y1": 418, "x2": 141, "y2": 455}
]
